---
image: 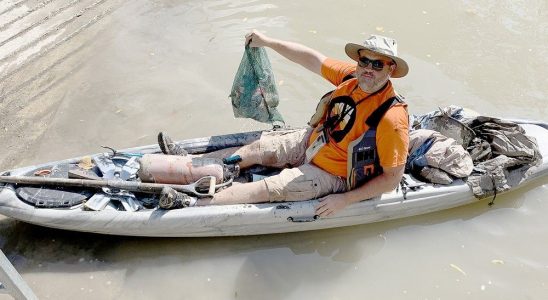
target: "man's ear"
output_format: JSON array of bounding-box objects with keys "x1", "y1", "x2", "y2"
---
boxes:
[{"x1": 389, "y1": 63, "x2": 396, "y2": 76}]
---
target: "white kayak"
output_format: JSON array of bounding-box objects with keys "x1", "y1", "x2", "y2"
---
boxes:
[{"x1": 0, "y1": 119, "x2": 547, "y2": 237}]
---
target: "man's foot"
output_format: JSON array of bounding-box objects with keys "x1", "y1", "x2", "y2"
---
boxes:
[
  {"x1": 158, "y1": 132, "x2": 188, "y2": 156},
  {"x1": 159, "y1": 187, "x2": 197, "y2": 209}
]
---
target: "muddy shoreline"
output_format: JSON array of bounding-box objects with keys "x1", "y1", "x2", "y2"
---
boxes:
[{"x1": 0, "y1": 0, "x2": 124, "y2": 172}]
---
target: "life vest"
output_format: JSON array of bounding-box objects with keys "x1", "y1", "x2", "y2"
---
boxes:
[
  {"x1": 307, "y1": 74, "x2": 405, "y2": 190},
  {"x1": 308, "y1": 74, "x2": 356, "y2": 127},
  {"x1": 346, "y1": 95, "x2": 404, "y2": 190}
]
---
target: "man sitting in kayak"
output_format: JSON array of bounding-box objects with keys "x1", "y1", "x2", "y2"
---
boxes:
[{"x1": 160, "y1": 30, "x2": 409, "y2": 217}]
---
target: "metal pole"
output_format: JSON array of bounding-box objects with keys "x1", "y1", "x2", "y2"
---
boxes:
[
  {"x1": 0, "y1": 175, "x2": 216, "y2": 196},
  {"x1": 0, "y1": 250, "x2": 38, "y2": 300}
]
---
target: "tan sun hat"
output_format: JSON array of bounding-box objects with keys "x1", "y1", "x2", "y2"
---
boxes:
[{"x1": 345, "y1": 35, "x2": 409, "y2": 78}]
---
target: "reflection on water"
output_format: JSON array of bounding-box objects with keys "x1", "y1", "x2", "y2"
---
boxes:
[{"x1": 1, "y1": 0, "x2": 547, "y2": 299}]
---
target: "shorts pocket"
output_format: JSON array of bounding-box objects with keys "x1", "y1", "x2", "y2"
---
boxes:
[{"x1": 285, "y1": 178, "x2": 320, "y2": 201}]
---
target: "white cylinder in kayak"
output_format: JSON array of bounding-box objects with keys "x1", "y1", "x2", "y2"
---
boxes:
[{"x1": 138, "y1": 154, "x2": 224, "y2": 184}]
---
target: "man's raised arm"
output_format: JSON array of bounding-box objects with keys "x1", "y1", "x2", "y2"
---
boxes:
[{"x1": 245, "y1": 30, "x2": 327, "y2": 76}]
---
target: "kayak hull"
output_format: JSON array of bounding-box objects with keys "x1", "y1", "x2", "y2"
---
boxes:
[
  {"x1": 1, "y1": 121, "x2": 547, "y2": 237},
  {"x1": 0, "y1": 182, "x2": 477, "y2": 237}
]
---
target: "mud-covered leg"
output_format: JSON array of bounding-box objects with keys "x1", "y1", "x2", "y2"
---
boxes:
[
  {"x1": 196, "y1": 180, "x2": 269, "y2": 205},
  {"x1": 198, "y1": 141, "x2": 263, "y2": 169}
]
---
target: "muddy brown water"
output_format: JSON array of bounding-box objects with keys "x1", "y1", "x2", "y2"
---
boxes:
[{"x1": 1, "y1": 0, "x2": 547, "y2": 299}]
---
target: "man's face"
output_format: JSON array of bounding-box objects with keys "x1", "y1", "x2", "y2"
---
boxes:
[{"x1": 355, "y1": 51, "x2": 396, "y2": 93}]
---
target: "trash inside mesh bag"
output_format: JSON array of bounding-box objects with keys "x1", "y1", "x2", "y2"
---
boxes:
[{"x1": 229, "y1": 46, "x2": 284, "y2": 126}]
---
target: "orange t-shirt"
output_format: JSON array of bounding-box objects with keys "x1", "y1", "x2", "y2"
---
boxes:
[{"x1": 308, "y1": 58, "x2": 409, "y2": 177}]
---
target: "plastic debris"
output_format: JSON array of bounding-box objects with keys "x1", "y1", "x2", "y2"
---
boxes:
[
  {"x1": 491, "y1": 259, "x2": 505, "y2": 265},
  {"x1": 78, "y1": 156, "x2": 94, "y2": 170},
  {"x1": 34, "y1": 169, "x2": 52, "y2": 176},
  {"x1": 450, "y1": 263, "x2": 467, "y2": 276}
]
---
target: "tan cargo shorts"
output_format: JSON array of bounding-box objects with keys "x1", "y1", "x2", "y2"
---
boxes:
[
  {"x1": 258, "y1": 128, "x2": 347, "y2": 202},
  {"x1": 258, "y1": 128, "x2": 311, "y2": 168}
]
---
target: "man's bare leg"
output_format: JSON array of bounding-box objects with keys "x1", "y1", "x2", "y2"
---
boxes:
[
  {"x1": 196, "y1": 180, "x2": 269, "y2": 206},
  {"x1": 198, "y1": 140, "x2": 263, "y2": 169}
]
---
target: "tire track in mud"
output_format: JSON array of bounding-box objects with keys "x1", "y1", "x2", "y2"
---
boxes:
[
  {"x1": 0, "y1": 0, "x2": 108, "y2": 65},
  {"x1": 0, "y1": 0, "x2": 27, "y2": 16},
  {"x1": 0, "y1": 0, "x2": 56, "y2": 31},
  {"x1": 0, "y1": 3, "x2": 118, "y2": 103},
  {"x1": 0, "y1": 0, "x2": 82, "y2": 48},
  {"x1": 0, "y1": 0, "x2": 123, "y2": 170}
]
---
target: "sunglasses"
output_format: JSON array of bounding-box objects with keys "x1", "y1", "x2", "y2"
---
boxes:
[{"x1": 357, "y1": 56, "x2": 393, "y2": 71}]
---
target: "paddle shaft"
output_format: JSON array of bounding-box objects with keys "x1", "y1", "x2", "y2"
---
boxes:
[{"x1": 0, "y1": 175, "x2": 206, "y2": 195}]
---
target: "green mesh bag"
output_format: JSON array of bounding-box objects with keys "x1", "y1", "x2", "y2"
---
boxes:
[{"x1": 229, "y1": 46, "x2": 285, "y2": 126}]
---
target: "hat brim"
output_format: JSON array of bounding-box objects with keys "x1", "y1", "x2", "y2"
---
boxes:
[{"x1": 345, "y1": 43, "x2": 409, "y2": 78}]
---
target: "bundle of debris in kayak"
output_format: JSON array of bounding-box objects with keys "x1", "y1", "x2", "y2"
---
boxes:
[{"x1": 410, "y1": 105, "x2": 542, "y2": 199}]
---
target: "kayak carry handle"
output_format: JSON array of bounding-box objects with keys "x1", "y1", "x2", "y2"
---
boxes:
[{"x1": 287, "y1": 215, "x2": 319, "y2": 222}]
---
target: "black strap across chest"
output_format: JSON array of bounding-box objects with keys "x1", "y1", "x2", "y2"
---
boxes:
[{"x1": 365, "y1": 96, "x2": 403, "y2": 129}]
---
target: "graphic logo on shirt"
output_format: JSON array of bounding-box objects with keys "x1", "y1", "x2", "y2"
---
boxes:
[{"x1": 326, "y1": 96, "x2": 356, "y2": 143}]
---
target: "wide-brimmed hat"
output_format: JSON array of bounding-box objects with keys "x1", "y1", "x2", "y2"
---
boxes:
[{"x1": 345, "y1": 35, "x2": 409, "y2": 78}]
